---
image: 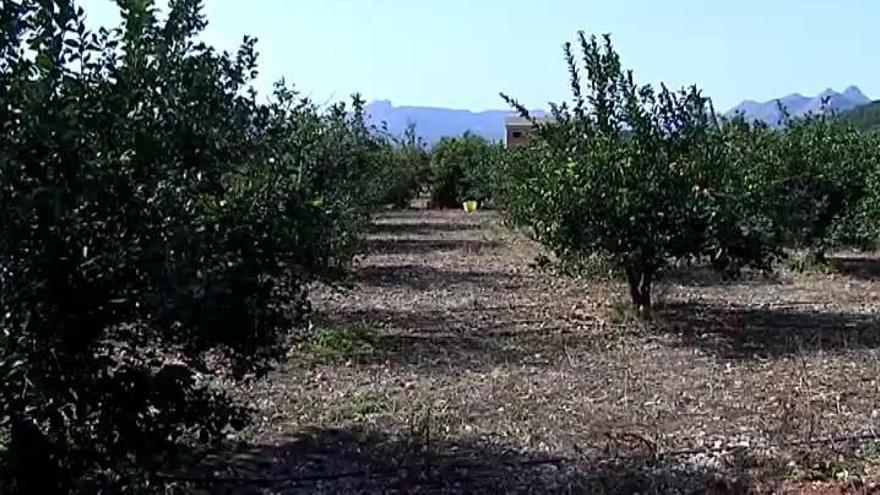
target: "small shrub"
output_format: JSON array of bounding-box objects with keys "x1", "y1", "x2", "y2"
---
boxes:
[
  {"x1": 860, "y1": 441, "x2": 880, "y2": 465},
  {"x1": 300, "y1": 324, "x2": 377, "y2": 367},
  {"x1": 346, "y1": 390, "x2": 392, "y2": 417},
  {"x1": 608, "y1": 299, "x2": 644, "y2": 325},
  {"x1": 784, "y1": 250, "x2": 831, "y2": 274}
]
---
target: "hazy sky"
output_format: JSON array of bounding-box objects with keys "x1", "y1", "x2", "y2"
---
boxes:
[{"x1": 80, "y1": 0, "x2": 880, "y2": 112}]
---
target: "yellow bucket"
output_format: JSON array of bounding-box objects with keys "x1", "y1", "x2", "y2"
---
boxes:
[{"x1": 462, "y1": 200, "x2": 478, "y2": 213}]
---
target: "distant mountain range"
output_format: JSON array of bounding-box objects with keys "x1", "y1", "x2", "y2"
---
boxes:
[
  {"x1": 366, "y1": 86, "x2": 874, "y2": 145},
  {"x1": 365, "y1": 100, "x2": 544, "y2": 146},
  {"x1": 725, "y1": 86, "x2": 871, "y2": 126}
]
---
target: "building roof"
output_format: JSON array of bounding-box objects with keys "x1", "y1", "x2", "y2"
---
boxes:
[{"x1": 505, "y1": 115, "x2": 553, "y2": 127}]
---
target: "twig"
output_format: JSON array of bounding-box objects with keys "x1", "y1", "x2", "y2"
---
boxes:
[{"x1": 562, "y1": 339, "x2": 577, "y2": 368}]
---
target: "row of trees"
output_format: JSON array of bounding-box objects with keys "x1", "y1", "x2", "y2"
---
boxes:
[
  {"x1": 3, "y1": 1, "x2": 877, "y2": 488},
  {"x1": 0, "y1": 1, "x2": 510, "y2": 487},
  {"x1": 498, "y1": 33, "x2": 880, "y2": 313},
  {"x1": 0, "y1": 0, "x2": 409, "y2": 491},
  {"x1": 373, "y1": 128, "x2": 504, "y2": 209}
]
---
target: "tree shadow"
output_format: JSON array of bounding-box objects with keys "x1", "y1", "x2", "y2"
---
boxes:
[
  {"x1": 658, "y1": 302, "x2": 880, "y2": 360},
  {"x1": 368, "y1": 221, "x2": 481, "y2": 236},
  {"x1": 661, "y1": 264, "x2": 779, "y2": 288},
  {"x1": 355, "y1": 264, "x2": 519, "y2": 290},
  {"x1": 318, "y1": 305, "x2": 601, "y2": 371},
  {"x1": 363, "y1": 239, "x2": 501, "y2": 256},
  {"x1": 162, "y1": 426, "x2": 747, "y2": 494},
  {"x1": 829, "y1": 255, "x2": 880, "y2": 281}
]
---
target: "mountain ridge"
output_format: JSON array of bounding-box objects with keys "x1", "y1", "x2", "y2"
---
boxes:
[
  {"x1": 726, "y1": 86, "x2": 870, "y2": 126},
  {"x1": 365, "y1": 100, "x2": 543, "y2": 146},
  {"x1": 367, "y1": 86, "x2": 873, "y2": 144}
]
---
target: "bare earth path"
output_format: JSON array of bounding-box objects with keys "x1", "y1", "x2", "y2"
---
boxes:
[{"x1": 193, "y1": 209, "x2": 880, "y2": 494}]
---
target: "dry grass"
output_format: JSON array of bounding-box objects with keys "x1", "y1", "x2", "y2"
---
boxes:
[{"x1": 177, "y1": 209, "x2": 880, "y2": 494}]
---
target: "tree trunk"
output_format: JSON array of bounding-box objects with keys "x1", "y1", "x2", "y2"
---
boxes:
[{"x1": 624, "y1": 264, "x2": 653, "y2": 317}]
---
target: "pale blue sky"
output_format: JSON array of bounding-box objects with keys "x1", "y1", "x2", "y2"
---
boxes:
[{"x1": 80, "y1": 0, "x2": 879, "y2": 112}]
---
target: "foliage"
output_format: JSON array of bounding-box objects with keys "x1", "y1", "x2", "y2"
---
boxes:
[
  {"x1": 300, "y1": 324, "x2": 377, "y2": 368},
  {"x1": 499, "y1": 33, "x2": 783, "y2": 312},
  {"x1": 840, "y1": 99, "x2": 880, "y2": 133},
  {"x1": 828, "y1": 133, "x2": 880, "y2": 251},
  {"x1": 344, "y1": 390, "x2": 391, "y2": 417},
  {"x1": 0, "y1": 0, "x2": 379, "y2": 490},
  {"x1": 373, "y1": 123, "x2": 431, "y2": 208},
  {"x1": 429, "y1": 132, "x2": 501, "y2": 208},
  {"x1": 768, "y1": 114, "x2": 877, "y2": 260},
  {"x1": 863, "y1": 161, "x2": 880, "y2": 246},
  {"x1": 699, "y1": 115, "x2": 787, "y2": 277}
]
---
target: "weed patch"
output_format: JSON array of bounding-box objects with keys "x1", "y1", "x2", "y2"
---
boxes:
[{"x1": 299, "y1": 324, "x2": 377, "y2": 368}]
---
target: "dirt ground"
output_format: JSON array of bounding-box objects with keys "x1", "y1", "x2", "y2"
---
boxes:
[{"x1": 182, "y1": 209, "x2": 880, "y2": 494}]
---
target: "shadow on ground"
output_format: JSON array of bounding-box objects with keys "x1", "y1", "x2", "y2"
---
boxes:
[
  {"x1": 661, "y1": 264, "x2": 779, "y2": 288},
  {"x1": 829, "y1": 255, "x2": 880, "y2": 281},
  {"x1": 659, "y1": 302, "x2": 880, "y2": 360},
  {"x1": 369, "y1": 221, "x2": 481, "y2": 236},
  {"x1": 355, "y1": 264, "x2": 524, "y2": 290},
  {"x1": 162, "y1": 427, "x2": 748, "y2": 494},
  {"x1": 317, "y1": 305, "x2": 599, "y2": 371},
  {"x1": 363, "y1": 239, "x2": 500, "y2": 256}
]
